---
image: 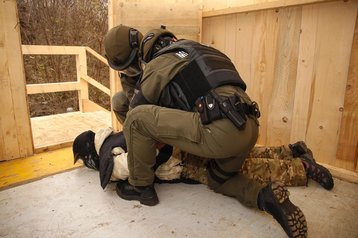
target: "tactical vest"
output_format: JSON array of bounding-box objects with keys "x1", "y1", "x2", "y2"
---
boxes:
[{"x1": 153, "y1": 39, "x2": 246, "y2": 108}]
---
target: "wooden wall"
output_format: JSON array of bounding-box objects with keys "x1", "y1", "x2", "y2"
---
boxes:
[
  {"x1": 202, "y1": 0, "x2": 358, "y2": 172},
  {"x1": 0, "y1": 0, "x2": 33, "y2": 161}
]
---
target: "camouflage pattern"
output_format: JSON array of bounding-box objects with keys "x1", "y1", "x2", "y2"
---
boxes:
[
  {"x1": 173, "y1": 145, "x2": 307, "y2": 187},
  {"x1": 243, "y1": 145, "x2": 307, "y2": 186},
  {"x1": 241, "y1": 157, "x2": 307, "y2": 186}
]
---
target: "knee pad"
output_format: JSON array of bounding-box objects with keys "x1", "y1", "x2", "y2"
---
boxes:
[{"x1": 207, "y1": 159, "x2": 237, "y2": 184}]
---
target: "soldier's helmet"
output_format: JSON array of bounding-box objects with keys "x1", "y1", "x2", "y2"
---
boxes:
[
  {"x1": 140, "y1": 26, "x2": 177, "y2": 64},
  {"x1": 73, "y1": 130, "x2": 99, "y2": 170},
  {"x1": 104, "y1": 25, "x2": 143, "y2": 76}
]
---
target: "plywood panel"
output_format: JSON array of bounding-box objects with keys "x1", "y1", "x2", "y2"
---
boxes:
[
  {"x1": 234, "y1": 13, "x2": 256, "y2": 94},
  {"x1": 0, "y1": 0, "x2": 33, "y2": 161},
  {"x1": 336, "y1": 14, "x2": 358, "y2": 172},
  {"x1": 266, "y1": 7, "x2": 302, "y2": 145},
  {"x1": 290, "y1": 4, "x2": 319, "y2": 143},
  {"x1": 110, "y1": 0, "x2": 201, "y2": 41},
  {"x1": 249, "y1": 10, "x2": 280, "y2": 145},
  {"x1": 305, "y1": 0, "x2": 357, "y2": 165},
  {"x1": 202, "y1": 0, "x2": 358, "y2": 171},
  {"x1": 202, "y1": 0, "x2": 338, "y2": 16}
]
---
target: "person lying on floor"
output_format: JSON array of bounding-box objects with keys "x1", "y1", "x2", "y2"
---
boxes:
[
  {"x1": 73, "y1": 127, "x2": 333, "y2": 190},
  {"x1": 73, "y1": 127, "x2": 334, "y2": 238}
]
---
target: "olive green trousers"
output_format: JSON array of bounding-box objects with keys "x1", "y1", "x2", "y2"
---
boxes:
[{"x1": 123, "y1": 105, "x2": 263, "y2": 208}]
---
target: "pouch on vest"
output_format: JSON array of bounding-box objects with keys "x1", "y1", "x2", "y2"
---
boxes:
[
  {"x1": 195, "y1": 94, "x2": 222, "y2": 125},
  {"x1": 210, "y1": 91, "x2": 248, "y2": 130}
]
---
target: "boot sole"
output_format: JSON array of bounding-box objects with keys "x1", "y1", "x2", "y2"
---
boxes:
[
  {"x1": 308, "y1": 163, "x2": 334, "y2": 190},
  {"x1": 269, "y1": 185, "x2": 308, "y2": 238}
]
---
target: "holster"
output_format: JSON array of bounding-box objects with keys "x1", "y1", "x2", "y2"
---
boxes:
[{"x1": 195, "y1": 90, "x2": 260, "y2": 130}]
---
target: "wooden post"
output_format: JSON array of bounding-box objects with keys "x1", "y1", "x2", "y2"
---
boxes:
[
  {"x1": 76, "y1": 48, "x2": 89, "y2": 112},
  {"x1": 0, "y1": 0, "x2": 34, "y2": 160}
]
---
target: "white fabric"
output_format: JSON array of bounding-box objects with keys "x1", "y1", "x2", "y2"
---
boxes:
[
  {"x1": 111, "y1": 152, "x2": 129, "y2": 181},
  {"x1": 94, "y1": 127, "x2": 114, "y2": 155},
  {"x1": 94, "y1": 127, "x2": 182, "y2": 182},
  {"x1": 155, "y1": 156, "x2": 183, "y2": 180}
]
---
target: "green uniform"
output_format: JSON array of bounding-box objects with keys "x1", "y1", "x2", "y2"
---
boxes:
[
  {"x1": 112, "y1": 73, "x2": 139, "y2": 123},
  {"x1": 123, "y1": 48, "x2": 264, "y2": 208}
]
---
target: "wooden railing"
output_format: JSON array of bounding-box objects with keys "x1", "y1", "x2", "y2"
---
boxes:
[{"x1": 21, "y1": 45, "x2": 110, "y2": 113}]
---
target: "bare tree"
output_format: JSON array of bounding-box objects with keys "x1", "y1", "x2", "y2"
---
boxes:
[{"x1": 18, "y1": 0, "x2": 109, "y2": 116}]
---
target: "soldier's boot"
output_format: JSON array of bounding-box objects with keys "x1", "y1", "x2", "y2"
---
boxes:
[
  {"x1": 299, "y1": 153, "x2": 334, "y2": 190},
  {"x1": 116, "y1": 180, "x2": 159, "y2": 206},
  {"x1": 289, "y1": 141, "x2": 334, "y2": 190},
  {"x1": 258, "y1": 183, "x2": 308, "y2": 238},
  {"x1": 288, "y1": 141, "x2": 313, "y2": 158}
]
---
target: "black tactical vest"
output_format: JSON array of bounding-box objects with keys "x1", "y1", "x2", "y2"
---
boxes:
[{"x1": 153, "y1": 39, "x2": 247, "y2": 108}]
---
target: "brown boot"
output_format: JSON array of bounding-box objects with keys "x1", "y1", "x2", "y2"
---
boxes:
[{"x1": 258, "y1": 183, "x2": 308, "y2": 238}]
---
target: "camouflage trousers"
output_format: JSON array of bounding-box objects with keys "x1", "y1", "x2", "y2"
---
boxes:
[{"x1": 176, "y1": 145, "x2": 307, "y2": 187}]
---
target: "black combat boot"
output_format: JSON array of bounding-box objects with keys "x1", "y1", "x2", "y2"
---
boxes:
[
  {"x1": 258, "y1": 183, "x2": 308, "y2": 238},
  {"x1": 299, "y1": 153, "x2": 334, "y2": 190},
  {"x1": 288, "y1": 141, "x2": 313, "y2": 158},
  {"x1": 289, "y1": 141, "x2": 334, "y2": 190},
  {"x1": 116, "y1": 180, "x2": 159, "y2": 206}
]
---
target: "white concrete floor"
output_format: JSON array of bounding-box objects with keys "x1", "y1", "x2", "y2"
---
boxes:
[{"x1": 0, "y1": 168, "x2": 357, "y2": 238}]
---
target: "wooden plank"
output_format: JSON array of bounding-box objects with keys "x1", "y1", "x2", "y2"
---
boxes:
[
  {"x1": 204, "y1": 15, "x2": 226, "y2": 52},
  {"x1": 31, "y1": 111, "x2": 111, "y2": 150},
  {"x1": 26, "y1": 82, "x2": 80, "y2": 94},
  {"x1": 306, "y1": 0, "x2": 358, "y2": 166},
  {"x1": 82, "y1": 99, "x2": 110, "y2": 113},
  {"x1": 336, "y1": 13, "x2": 358, "y2": 172},
  {"x1": 76, "y1": 49, "x2": 89, "y2": 112},
  {"x1": 0, "y1": 0, "x2": 33, "y2": 161},
  {"x1": 319, "y1": 163, "x2": 358, "y2": 185},
  {"x1": 85, "y1": 47, "x2": 109, "y2": 66},
  {"x1": 81, "y1": 74, "x2": 110, "y2": 96},
  {"x1": 21, "y1": 45, "x2": 84, "y2": 55},
  {"x1": 202, "y1": 0, "x2": 338, "y2": 17},
  {"x1": 234, "y1": 12, "x2": 256, "y2": 96},
  {"x1": 224, "y1": 14, "x2": 237, "y2": 63},
  {"x1": 266, "y1": 7, "x2": 302, "y2": 145},
  {"x1": 110, "y1": 0, "x2": 201, "y2": 42},
  {"x1": 249, "y1": 10, "x2": 280, "y2": 145},
  {"x1": 0, "y1": 147, "x2": 82, "y2": 190},
  {"x1": 290, "y1": 4, "x2": 319, "y2": 143}
]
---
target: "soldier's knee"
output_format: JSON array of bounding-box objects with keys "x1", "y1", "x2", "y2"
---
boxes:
[{"x1": 112, "y1": 92, "x2": 128, "y2": 112}]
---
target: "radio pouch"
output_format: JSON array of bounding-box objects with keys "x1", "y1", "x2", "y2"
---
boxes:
[{"x1": 195, "y1": 95, "x2": 222, "y2": 124}]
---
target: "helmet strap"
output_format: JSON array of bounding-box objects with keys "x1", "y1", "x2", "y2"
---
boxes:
[{"x1": 129, "y1": 28, "x2": 139, "y2": 49}]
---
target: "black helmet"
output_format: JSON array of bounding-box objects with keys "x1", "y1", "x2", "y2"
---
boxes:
[
  {"x1": 104, "y1": 25, "x2": 143, "y2": 73},
  {"x1": 73, "y1": 130, "x2": 99, "y2": 170},
  {"x1": 140, "y1": 26, "x2": 176, "y2": 63}
]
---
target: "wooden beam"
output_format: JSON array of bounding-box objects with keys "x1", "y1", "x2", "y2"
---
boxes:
[
  {"x1": 1, "y1": 0, "x2": 33, "y2": 160},
  {"x1": 202, "y1": 0, "x2": 339, "y2": 18},
  {"x1": 320, "y1": 163, "x2": 358, "y2": 184},
  {"x1": 82, "y1": 99, "x2": 110, "y2": 113},
  {"x1": 26, "y1": 82, "x2": 80, "y2": 94},
  {"x1": 85, "y1": 47, "x2": 109, "y2": 66},
  {"x1": 21, "y1": 45, "x2": 84, "y2": 55},
  {"x1": 80, "y1": 74, "x2": 110, "y2": 96}
]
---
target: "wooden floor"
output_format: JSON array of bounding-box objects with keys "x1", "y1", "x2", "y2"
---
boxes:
[{"x1": 30, "y1": 111, "x2": 112, "y2": 152}]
